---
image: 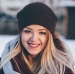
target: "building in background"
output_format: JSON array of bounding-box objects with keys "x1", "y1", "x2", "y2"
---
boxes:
[
  {"x1": 0, "y1": 0, "x2": 30, "y2": 17},
  {"x1": 0, "y1": 0, "x2": 59, "y2": 17}
]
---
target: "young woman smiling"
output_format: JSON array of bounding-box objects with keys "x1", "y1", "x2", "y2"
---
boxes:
[{"x1": 0, "y1": 2, "x2": 75, "y2": 74}]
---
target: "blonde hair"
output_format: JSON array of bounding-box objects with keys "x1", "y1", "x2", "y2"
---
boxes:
[
  {"x1": 37, "y1": 31, "x2": 75, "y2": 74},
  {"x1": 0, "y1": 31, "x2": 75, "y2": 74}
]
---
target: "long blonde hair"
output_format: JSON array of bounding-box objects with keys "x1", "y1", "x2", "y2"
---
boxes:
[
  {"x1": 37, "y1": 31, "x2": 75, "y2": 74},
  {"x1": 0, "y1": 31, "x2": 75, "y2": 74}
]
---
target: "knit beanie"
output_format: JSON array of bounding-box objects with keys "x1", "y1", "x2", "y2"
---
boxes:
[{"x1": 17, "y1": 2, "x2": 58, "y2": 35}]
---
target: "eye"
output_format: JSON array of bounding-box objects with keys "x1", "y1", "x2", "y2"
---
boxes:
[
  {"x1": 39, "y1": 32, "x2": 46, "y2": 35},
  {"x1": 24, "y1": 30, "x2": 31, "y2": 33}
]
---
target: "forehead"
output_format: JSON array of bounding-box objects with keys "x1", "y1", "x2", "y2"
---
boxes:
[{"x1": 24, "y1": 24, "x2": 47, "y2": 30}]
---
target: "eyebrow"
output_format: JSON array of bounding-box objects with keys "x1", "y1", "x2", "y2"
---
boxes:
[
  {"x1": 26, "y1": 27, "x2": 33, "y2": 30},
  {"x1": 26, "y1": 27, "x2": 46, "y2": 31}
]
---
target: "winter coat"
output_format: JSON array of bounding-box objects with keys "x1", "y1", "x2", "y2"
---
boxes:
[{"x1": 0, "y1": 36, "x2": 74, "y2": 74}]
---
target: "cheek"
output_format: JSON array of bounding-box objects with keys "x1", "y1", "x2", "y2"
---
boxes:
[
  {"x1": 40, "y1": 36, "x2": 47, "y2": 44},
  {"x1": 21, "y1": 33, "x2": 29, "y2": 43}
]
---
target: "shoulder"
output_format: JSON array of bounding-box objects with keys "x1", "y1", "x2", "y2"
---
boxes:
[
  {"x1": 2, "y1": 36, "x2": 19, "y2": 50},
  {"x1": 5, "y1": 35, "x2": 19, "y2": 48},
  {"x1": 1, "y1": 36, "x2": 19, "y2": 57}
]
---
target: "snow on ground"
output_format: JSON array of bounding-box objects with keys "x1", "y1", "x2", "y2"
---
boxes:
[{"x1": 0, "y1": 35, "x2": 75, "y2": 61}]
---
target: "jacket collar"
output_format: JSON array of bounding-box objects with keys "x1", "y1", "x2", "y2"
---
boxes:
[
  {"x1": 11, "y1": 53, "x2": 33, "y2": 74},
  {"x1": 1, "y1": 36, "x2": 20, "y2": 74}
]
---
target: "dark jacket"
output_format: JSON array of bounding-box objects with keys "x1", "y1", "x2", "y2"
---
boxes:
[
  {"x1": 0, "y1": 68, "x2": 4, "y2": 74},
  {"x1": 0, "y1": 54, "x2": 74, "y2": 74}
]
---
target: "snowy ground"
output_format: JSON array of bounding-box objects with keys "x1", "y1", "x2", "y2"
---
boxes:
[{"x1": 0, "y1": 35, "x2": 75, "y2": 61}]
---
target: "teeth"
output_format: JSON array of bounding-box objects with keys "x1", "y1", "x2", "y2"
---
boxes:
[{"x1": 29, "y1": 44, "x2": 39, "y2": 47}]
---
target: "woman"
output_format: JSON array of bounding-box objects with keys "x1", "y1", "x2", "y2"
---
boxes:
[{"x1": 0, "y1": 2, "x2": 75, "y2": 74}]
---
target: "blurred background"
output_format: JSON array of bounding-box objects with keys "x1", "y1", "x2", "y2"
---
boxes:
[
  {"x1": 0, "y1": 0, "x2": 75, "y2": 38},
  {"x1": 0, "y1": 0, "x2": 75, "y2": 59}
]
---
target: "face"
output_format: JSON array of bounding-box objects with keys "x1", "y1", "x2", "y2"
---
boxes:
[{"x1": 21, "y1": 24, "x2": 48, "y2": 56}]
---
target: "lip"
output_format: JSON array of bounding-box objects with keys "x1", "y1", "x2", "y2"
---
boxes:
[{"x1": 28, "y1": 43, "x2": 40, "y2": 49}]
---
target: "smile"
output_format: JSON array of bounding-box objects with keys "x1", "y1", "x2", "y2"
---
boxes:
[{"x1": 28, "y1": 43, "x2": 40, "y2": 48}]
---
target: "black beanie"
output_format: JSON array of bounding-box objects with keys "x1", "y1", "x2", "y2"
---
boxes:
[{"x1": 17, "y1": 2, "x2": 58, "y2": 35}]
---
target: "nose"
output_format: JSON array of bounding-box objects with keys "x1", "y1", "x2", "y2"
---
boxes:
[{"x1": 30, "y1": 33, "x2": 38, "y2": 42}]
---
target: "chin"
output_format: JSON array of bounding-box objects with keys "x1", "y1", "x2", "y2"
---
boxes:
[{"x1": 29, "y1": 52, "x2": 39, "y2": 56}]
